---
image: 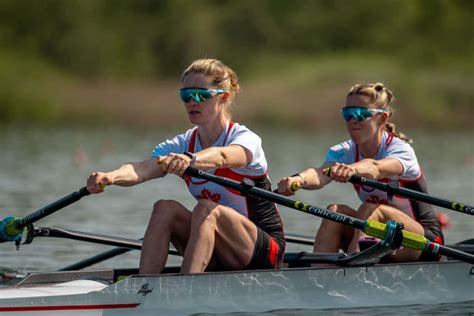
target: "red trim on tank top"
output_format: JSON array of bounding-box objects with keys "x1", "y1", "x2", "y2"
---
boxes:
[
  {"x1": 222, "y1": 121, "x2": 234, "y2": 146},
  {"x1": 385, "y1": 133, "x2": 423, "y2": 183},
  {"x1": 353, "y1": 145, "x2": 361, "y2": 193},
  {"x1": 188, "y1": 122, "x2": 234, "y2": 154},
  {"x1": 185, "y1": 123, "x2": 234, "y2": 185},
  {"x1": 189, "y1": 127, "x2": 198, "y2": 153},
  {"x1": 183, "y1": 122, "x2": 265, "y2": 190},
  {"x1": 385, "y1": 133, "x2": 394, "y2": 148},
  {"x1": 355, "y1": 132, "x2": 395, "y2": 160},
  {"x1": 354, "y1": 142, "x2": 419, "y2": 218},
  {"x1": 183, "y1": 128, "x2": 200, "y2": 185}
]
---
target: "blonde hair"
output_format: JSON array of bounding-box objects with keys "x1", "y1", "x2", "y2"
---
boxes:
[
  {"x1": 181, "y1": 59, "x2": 240, "y2": 119},
  {"x1": 347, "y1": 83, "x2": 412, "y2": 143}
]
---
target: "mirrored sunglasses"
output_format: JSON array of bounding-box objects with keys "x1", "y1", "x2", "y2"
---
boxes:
[
  {"x1": 179, "y1": 88, "x2": 225, "y2": 103},
  {"x1": 341, "y1": 106, "x2": 387, "y2": 122}
]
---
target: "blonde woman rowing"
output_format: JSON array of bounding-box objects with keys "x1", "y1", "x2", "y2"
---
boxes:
[
  {"x1": 277, "y1": 83, "x2": 443, "y2": 262},
  {"x1": 87, "y1": 59, "x2": 285, "y2": 274}
]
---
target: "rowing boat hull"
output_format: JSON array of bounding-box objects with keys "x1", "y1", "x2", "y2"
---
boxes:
[{"x1": 1, "y1": 261, "x2": 473, "y2": 315}]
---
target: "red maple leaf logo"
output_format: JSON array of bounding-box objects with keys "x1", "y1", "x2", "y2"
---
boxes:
[
  {"x1": 366, "y1": 195, "x2": 388, "y2": 205},
  {"x1": 197, "y1": 188, "x2": 221, "y2": 203}
]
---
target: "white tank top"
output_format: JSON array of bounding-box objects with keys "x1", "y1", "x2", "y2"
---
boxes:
[
  {"x1": 323, "y1": 131, "x2": 422, "y2": 218},
  {"x1": 151, "y1": 121, "x2": 269, "y2": 217}
]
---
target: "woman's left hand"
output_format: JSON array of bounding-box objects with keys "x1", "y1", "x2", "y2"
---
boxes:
[
  {"x1": 158, "y1": 153, "x2": 192, "y2": 177},
  {"x1": 329, "y1": 162, "x2": 356, "y2": 183}
]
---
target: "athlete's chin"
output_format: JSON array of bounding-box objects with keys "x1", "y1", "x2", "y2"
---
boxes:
[
  {"x1": 187, "y1": 114, "x2": 204, "y2": 125},
  {"x1": 349, "y1": 131, "x2": 364, "y2": 144}
]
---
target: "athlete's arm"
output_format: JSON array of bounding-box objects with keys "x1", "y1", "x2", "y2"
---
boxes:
[
  {"x1": 353, "y1": 158, "x2": 403, "y2": 179},
  {"x1": 329, "y1": 158, "x2": 403, "y2": 183},
  {"x1": 159, "y1": 145, "x2": 251, "y2": 176},
  {"x1": 87, "y1": 158, "x2": 165, "y2": 193},
  {"x1": 193, "y1": 145, "x2": 251, "y2": 169},
  {"x1": 277, "y1": 164, "x2": 333, "y2": 196}
]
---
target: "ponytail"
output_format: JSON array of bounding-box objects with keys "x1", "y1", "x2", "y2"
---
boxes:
[{"x1": 384, "y1": 122, "x2": 412, "y2": 143}]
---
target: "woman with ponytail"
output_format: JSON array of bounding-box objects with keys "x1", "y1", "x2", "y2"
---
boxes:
[
  {"x1": 86, "y1": 59, "x2": 285, "y2": 274},
  {"x1": 277, "y1": 83, "x2": 443, "y2": 262}
]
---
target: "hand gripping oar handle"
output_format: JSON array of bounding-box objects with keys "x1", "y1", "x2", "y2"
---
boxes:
[
  {"x1": 0, "y1": 187, "x2": 90, "y2": 242},
  {"x1": 322, "y1": 168, "x2": 474, "y2": 216},
  {"x1": 272, "y1": 174, "x2": 302, "y2": 193},
  {"x1": 273, "y1": 182, "x2": 300, "y2": 193},
  {"x1": 184, "y1": 166, "x2": 474, "y2": 264}
]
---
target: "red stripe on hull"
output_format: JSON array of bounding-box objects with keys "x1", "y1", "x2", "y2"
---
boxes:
[{"x1": 0, "y1": 303, "x2": 140, "y2": 312}]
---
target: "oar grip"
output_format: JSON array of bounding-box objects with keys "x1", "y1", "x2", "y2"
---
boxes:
[
  {"x1": 274, "y1": 182, "x2": 300, "y2": 193},
  {"x1": 290, "y1": 182, "x2": 300, "y2": 192},
  {"x1": 322, "y1": 168, "x2": 331, "y2": 177}
]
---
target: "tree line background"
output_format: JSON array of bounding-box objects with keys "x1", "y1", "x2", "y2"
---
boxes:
[{"x1": 0, "y1": 0, "x2": 472, "y2": 129}]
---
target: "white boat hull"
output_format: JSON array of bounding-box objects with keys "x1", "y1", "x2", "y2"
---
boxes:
[{"x1": 1, "y1": 261, "x2": 473, "y2": 315}]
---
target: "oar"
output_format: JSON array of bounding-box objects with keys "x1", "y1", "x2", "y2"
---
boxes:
[
  {"x1": 59, "y1": 247, "x2": 133, "y2": 271},
  {"x1": 33, "y1": 227, "x2": 144, "y2": 250},
  {"x1": 322, "y1": 168, "x2": 473, "y2": 215},
  {"x1": 0, "y1": 187, "x2": 90, "y2": 243},
  {"x1": 184, "y1": 166, "x2": 474, "y2": 264},
  {"x1": 31, "y1": 227, "x2": 180, "y2": 271}
]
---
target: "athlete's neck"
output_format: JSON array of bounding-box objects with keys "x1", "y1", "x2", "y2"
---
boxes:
[
  {"x1": 359, "y1": 129, "x2": 384, "y2": 159},
  {"x1": 197, "y1": 116, "x2": 229, "y2": 149}
]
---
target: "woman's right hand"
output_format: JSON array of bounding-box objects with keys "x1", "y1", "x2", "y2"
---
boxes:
[
  {"x1": 277, "y1": 176, "x2": 302, "y2": 196},
  {"x1": 158, "y1": 153, "x2": 192, "y2": 177},
  {"x1": 86, "y1": 172, "x2": 114, "y2": 194},
  {"x1": 327, "y1": 163, "x2": 356, "y2": 183}
]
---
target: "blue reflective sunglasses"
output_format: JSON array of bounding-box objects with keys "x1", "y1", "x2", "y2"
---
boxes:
[
  {"x1": 341, "y1": 106, "x2": 388, "y2": 122},
  {"x1": 179, "y1": 88, "x2": 226, "y2": 103}
]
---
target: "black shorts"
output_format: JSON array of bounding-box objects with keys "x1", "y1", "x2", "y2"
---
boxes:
[
  {"x1": 245, "y1": 228, "x2": 285, "y2": 270},
  {"x1": 207, "y1": 228, "x2": 285, "y2": 271}
]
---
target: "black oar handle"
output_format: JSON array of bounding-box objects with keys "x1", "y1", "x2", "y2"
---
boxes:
[
  {"x1": 323, "y1": 168, "x2": 474, "y2": 215},
  {"x1": 16, "y1": 187, "x2": 90, "y2": 229}
]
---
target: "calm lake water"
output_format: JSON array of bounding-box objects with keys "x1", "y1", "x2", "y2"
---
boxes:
[{"x1": 1, "y1": 126, "x2": 473, "y2": 314}]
